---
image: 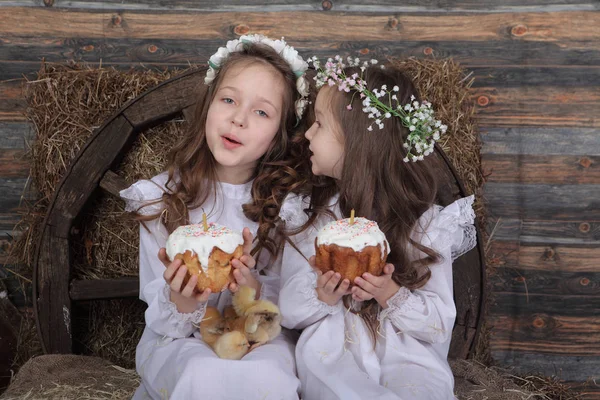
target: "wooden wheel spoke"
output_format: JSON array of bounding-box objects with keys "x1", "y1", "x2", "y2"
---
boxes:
[
  {"x1": 99, "y1": 170, "x2": 129, "y2": 198},
  {"x1": 70, "y1": 277, "x2": 139, "y2": 301}
]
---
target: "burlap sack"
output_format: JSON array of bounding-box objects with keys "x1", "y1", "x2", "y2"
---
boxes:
[{"x1": 1, "y1": 354, "x2": 139, "y2": 400}]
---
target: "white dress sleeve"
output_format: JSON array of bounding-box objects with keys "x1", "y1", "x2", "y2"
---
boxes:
[
  {"x1": 119, "y1": 171, "x2": 174, "y2": 216},
  {"x1": 120, "y1": 173, "x2": 206, "y2": 339},
  {"x1": 278, "y1": 195, "x2": 344, "y2": 330},
  {"x1": 378, "y1": 195, "x2": 476, "y2": 344}
]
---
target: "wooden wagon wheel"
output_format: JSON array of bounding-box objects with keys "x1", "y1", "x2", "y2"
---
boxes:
[
  {"x1": 435, "y1": 145, "x2": 487, "y2": 359},
  {"x1": 33, "y1": 67, "x2": 485, "y2": 360},
  {"x1": 32, "y1": 68, "x2": 205, "y2": 354}
]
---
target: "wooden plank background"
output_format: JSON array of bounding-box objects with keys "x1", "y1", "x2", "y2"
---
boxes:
[{"x1": 0, "y1": 0, "x2": 598, "y2": 396}]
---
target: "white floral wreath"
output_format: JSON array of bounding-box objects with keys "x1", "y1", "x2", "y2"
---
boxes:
[
  {"x1": 308, "y1": 55, "x2": 447, "y2": 162},
  {"x1": 204, "y1": 34, "x2": 310, "y2": 122}
]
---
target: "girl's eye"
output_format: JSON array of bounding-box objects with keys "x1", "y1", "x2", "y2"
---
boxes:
[
  {"x1": 256, "y1": 110, "x2": 268, "y2": 118},
  {"x1": 315, "y1": 120, "x2": 321, "y2": 128},
  {"x1": 223, "y1": 98, "x2": 234, "y2": 104}
]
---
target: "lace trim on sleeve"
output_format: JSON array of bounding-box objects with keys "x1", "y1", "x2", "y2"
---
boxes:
[
  {"x1": 301, "y1": 272, "x2": 343, "y2": 315},
  {"x1": 458, "y1": 195, "x2": 476, "y2": 224},
  {"x1": 161, "y1": 284, "x2": 206, "y2": 325},
  {"x1": 422, "y1": 195, "x2": 477, "y2": 261},
  {"x1": 119, "y1": 174, "x2": 170, "y2": 216},
  {"x1": 452, "y1": 224, "x2": 477, "y2": 261},
  {"x1": 378, "y1": 287, "x2": 424, "y2": 323},
  {"x1": 259, "y1": 278, "x2": 267, "y2": 301},
  {"x1": 119, "y1": 184, "x2": 150, "y2": 213},
  {"x1": 449, "y1": 195, "x2": 477, "y2": 260}
]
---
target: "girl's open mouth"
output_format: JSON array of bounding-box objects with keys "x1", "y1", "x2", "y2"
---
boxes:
[
  {"x1": 222, "y1": 135, "x2": 242, "y2": 149},
  {"x1": 224, "y1": 136, "x2": 241, "y2": 144}
]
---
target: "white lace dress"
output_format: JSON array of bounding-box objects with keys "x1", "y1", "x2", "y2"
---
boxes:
[
  {"x1": 278, "y1": 195, "x2": 476, "y2": 400},
  {"x1": 120, "y1": 172, "x2": 301, "y2": 400}
]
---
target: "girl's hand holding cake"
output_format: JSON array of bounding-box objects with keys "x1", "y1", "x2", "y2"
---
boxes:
[
  {"x1": 162, "y1": 220, "x2": 245, "y2": 314},
  {"x1": 228, "y1": 228, "x2": 261, "y2": 298},
  {"x1": 310, "y1": 256, "x2": 352, "y2": 306},
  {"x1": 351, "y1": 263, "x2": 399, "y2": 307},
  {"x1": 159, "y1": 248, "x2": 212, "y2": 313}
]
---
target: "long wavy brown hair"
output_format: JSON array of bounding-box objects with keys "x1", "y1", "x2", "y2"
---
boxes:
[
  {"x1": 138, "y1": 43, "x2": 313, "y2": 260},
  {"x1": 308, "y1": 65, "x2": 443, "y2": 343}
]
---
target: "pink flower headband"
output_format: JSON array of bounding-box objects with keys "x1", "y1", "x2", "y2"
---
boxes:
[{"x1": 308, "y1": 55, "x2": 447, "y2": 162}]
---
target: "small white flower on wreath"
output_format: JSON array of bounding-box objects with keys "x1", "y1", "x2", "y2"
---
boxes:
[
  {"x1": 205, "y1": 34, "x2": 310, "y2": 122},
  {"x1": 307, "y1": 55, "x2": 447, "y2": 162}
]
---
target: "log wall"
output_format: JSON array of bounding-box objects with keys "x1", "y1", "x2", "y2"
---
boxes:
[{"x1": 0, "y1": 0, "x2": 598, "y2": 396}]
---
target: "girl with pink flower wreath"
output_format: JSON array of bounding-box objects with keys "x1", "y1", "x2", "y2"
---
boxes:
[{"x1": 278, "y1": 56, "x2": 477, "y2": 400}]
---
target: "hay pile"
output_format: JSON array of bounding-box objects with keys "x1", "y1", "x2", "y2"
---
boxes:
[
  {"x1": 392, "y1": 57, "x2": 492, "y2": 363},
  {"x1": 15, "y1": 63, "x2": 187, "y2": 279},
  {"x1": 451, "y1": 359, "x2": 584, "y2": 400},
  {"x1": 391, "y1": 57, "x2": 484, "y2": 200}
]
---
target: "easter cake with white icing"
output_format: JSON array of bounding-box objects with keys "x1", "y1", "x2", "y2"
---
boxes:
[
  {"x1": 314, "y1": 217, "x2": 389, "y2": 284},
  {"x1": 166, "y1": 222, "x2": 244, "y2": 292}
]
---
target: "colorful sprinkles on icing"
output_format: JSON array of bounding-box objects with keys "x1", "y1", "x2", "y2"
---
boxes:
[
  {"x1": 178, "y1": 223, "x2": 235, "y2": 238},
  {"x1": 317, "y1": 217, "x2": 389, "y2": 253},
  {"x1": 165, "y1": 222, "x2": 244, "y2": 272}
]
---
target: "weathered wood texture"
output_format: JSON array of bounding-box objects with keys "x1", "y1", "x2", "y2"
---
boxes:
[
  {"x1": 0, "y1": 1, "x2": 598, "y2": 393},
  {"x1": 99, "y1": 170, "x2": 129, "y2": 198},
  {"x1": 2, "y1": 0, "x2": 598, "y2": 12},
  {"x1": 69, "y1": 277, "x2": 139, "y2": 301}
]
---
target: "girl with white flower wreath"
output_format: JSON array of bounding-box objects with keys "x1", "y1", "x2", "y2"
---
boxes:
[
  {"x1": 278, "y1": 57, "x2": 476, "y2": 399},
  {"x1": 120, "y1": 34, "x2": 312, "y2": 400}
]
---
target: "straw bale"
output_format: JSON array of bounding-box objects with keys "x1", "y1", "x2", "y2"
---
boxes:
[
  {"x1": 390, "y1": 57, "x2": 485, "y2": 221},
  {"x1": 9, "y1": 63, "x2": 190, "y2": 368},
  {"x1": 71, "y1": 120, "x2": 185, "y2": 280},
  {"x1": 451, "y1": 359, "x2": 583, "y2": 400},
  {"x1": 11, "y1": 63, "x2": 189, "y2": 271},
  {"x1": 0, "y1": 355, "x2": 139, "y2": 400},
  {"x1": 390, "y1": 57, "x2": 492, "y2": 363}
]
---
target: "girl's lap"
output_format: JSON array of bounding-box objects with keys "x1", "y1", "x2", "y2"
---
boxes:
[
  {"x1": 380, "y1": 362, "x2": 454, "y2": 400},
  {"x1": 137, "y1": 332, "x2": 301, "y2": 399},
  {"x1": 140, "y1": 331, "x2": 298, "y2": 378}
]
